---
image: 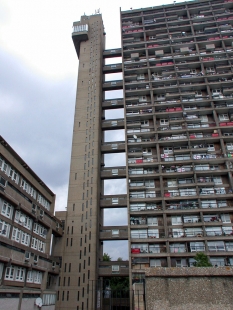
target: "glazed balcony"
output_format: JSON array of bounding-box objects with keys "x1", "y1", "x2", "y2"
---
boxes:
[
  {"x1": 72, "y1": 23, "x2": 88, "y2": 58},
  {"x1": 102, "y1": 118, "x2": 125, "y2": 130},
  {"x1": 101, "y1": 166, "x2": 126, "y2": 179},
  {"x1": 99, "y1": 226, "x2": 128, "y2": 240},
  {"x1": 98, "y1": 261, "x2": 129, "y2": 277},
  {"x1": 100, "y1": 195, "x2": 127, "y2": 208}
]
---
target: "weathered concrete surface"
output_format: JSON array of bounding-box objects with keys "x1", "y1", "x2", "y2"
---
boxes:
[{"x1": 145, "y1": 267, "x2": 233, "y2": 310}]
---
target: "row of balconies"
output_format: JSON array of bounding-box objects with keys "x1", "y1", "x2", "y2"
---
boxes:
[
  {"x1": 99, "y1": 195, "x2": 232, "y2": 211},
  {"x1": 123, "y1": 39, "x2": 233, "y2": 55},
  {"x1": 130, "y1": 227, "x2": 233, "y2": 240},
  {"x1": 131, "y1": 241, "x2": 233, "y2": 254},
  {"x1": 129, "y1": 188, "x2": 231, "y2": 200},
  {"x1": 125, "y1": 99, "x2": 232, "y2": 109},
  {"x1": 130, "y1": 213, "x2": 232, "y2": 226},
  {"x1": 132, "y1": 256, "x2": 233, "y2": 269},
  {"x1": 130, "y1": 200, "x2": 232, "y2": 212},
  {"x1": 101, "y1": 161, "x2": 233, "y2": 179},
  {"x1": 0, "y1": 235, "x2": 60, "y2": 274},
  {"x1": 124, "y1": 74, "x2": 233, "y2": 87},
  {"x1": 122, "y1": 18, "x2": 233, "y2": 39},
  {"x1": 121, "y1": 0, "x2": 228, "y2": 20},
  {"x1": 1, "y1": 181, "x2": 62, "y2": 236},
  {"x1": 123, "y1": 23, "x2": 233, "y2": 40},
  {"x1": 122, "y1": 3, "x2": 232, "y2": 21},
  {"x1": 123, "y1": 32, "x2": 233, "y2": 47},
  {"x1": 124, "y1": 56, "x2": 233, "y2": 70}
]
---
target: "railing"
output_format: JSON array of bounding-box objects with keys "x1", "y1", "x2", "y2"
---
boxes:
[
  {"x1": 164, "y1": 190, "x2": 197, "y2": 197},
  {"x1": 170, "y1": 246, "x2": 187, "y2": 253},
  {"x1": 130, "y1": 205, "x2": 162, "y2": 212},
  {"x1": 130, "y1": 192, "x2": 161, "y2": 198},
  {"x1": 130, "y1": 217, "x2": 162, "y2": 226},
  {"x1": 162, "y1": 166, "x2": 193, "y2": 173},
  {"x1": 128, "y1": 158, "x2": 158, "y2": 164},
  {"x1": 131, "y1": 232, "x2": 165, "y2": 239}
]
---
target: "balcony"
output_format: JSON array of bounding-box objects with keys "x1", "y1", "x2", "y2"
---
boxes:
[
  {"x1": 101, "y1": 167, "x2": 126, "y2": 179},
  {"x1": 98, "y1": 261, "x2": 129, "y2": 277},
  {"x1": 100, "y1": 195, "x2": 127, "y2": 208},
  {"x1": 101, "y1": 142, "x2": 125, "y2": 154},
  {"x1": 72, "y1": 23, "x2": 88, "y2": 58},
  {"x1": 99, "y1": 226, "x2": 128, "y2": 240},
  {"x1": 102, "y1": 119, "x2": 124, "y2": 130}
]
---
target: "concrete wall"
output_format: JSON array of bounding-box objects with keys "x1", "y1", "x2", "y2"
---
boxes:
[{"x1": 145, "y1": 267, "x2": 233, "y2": 310}]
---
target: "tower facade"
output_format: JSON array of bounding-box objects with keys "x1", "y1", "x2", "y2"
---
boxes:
[{"x1": 56, "y1": 0, "x2": 233, "y2": 309}]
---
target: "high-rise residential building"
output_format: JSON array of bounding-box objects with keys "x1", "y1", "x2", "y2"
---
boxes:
[
  {"x1": 0, "y1": 136, "x2": 63, "y2": 309},
  {"x1": 55, "y1": 0, "x2": 233, "y2": 309}
]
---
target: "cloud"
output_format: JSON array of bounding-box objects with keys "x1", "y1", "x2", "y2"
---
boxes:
[{"x1": 0, "y1": 47, "x2": 75, "y2": 208}]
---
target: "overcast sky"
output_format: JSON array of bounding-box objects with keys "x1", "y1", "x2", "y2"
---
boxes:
[{"x1": 0, "y1": 0, "x2": 184, "y2": 259}]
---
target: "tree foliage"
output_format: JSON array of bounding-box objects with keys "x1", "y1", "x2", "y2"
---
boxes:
[
  {"x1": 193, "y1": 252, "x2": 212, "y2": 267},
  {"x1": 103, "y1": 253, "x2": 112, "y2": 261}
]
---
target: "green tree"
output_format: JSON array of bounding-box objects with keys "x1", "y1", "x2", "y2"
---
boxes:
[
  {"x1": 103, "y1": 253, "x2": 112, "y2": 261},
  {"x1": 193, "y1": 252, "x2": 212, "y2": 267},
  {"x1": 117, "y1": 257, "x2": 123, "y2": 261}
]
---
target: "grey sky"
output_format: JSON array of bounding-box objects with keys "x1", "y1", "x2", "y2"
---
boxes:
[{"x1": 0, "y1": 0, "x2": 184, "y2": 258}]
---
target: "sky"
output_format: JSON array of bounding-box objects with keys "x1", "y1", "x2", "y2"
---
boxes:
[{"x1": 0, "y1": 0, "x2": 185, "y2": 259}]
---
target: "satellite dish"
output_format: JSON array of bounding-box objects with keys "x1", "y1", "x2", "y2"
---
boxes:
[
  {"x1": 20, "y1": 216, "x2": 26, "y2": 223},
  {"x1": 133, "y1": 135, "x2": 137, "y2": 139},
  {"x1": 35, "y1": 297, "x2": 43, "y2": 307}
]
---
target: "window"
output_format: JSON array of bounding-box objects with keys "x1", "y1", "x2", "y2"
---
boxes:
[
  {"x1": 221, "y1": 214, "x2": 231, "y2": 223},
  {"x1": 160, "y1": 119, "x2": 169, "y2": 126},
  {"x1": 219, "y1": 114, "x2": 229, "y2": 121},
  {"x1": 190, "y1": 242, "x2": 205, "y2": 252},
  {"x1": 150, "y1": 259, "x2": 161, "y2": 267},
  {"x1": 226, "y1": 143, "x2": 233, "y2": 151},
  {"x1": 170, "y1": 243, "x2": 186, "y2": 253},
  {"x1": 1, "y1": 200, "x2": 13, "y2": 219},
  {"x1": 26, "y1": 271, "x2": 42, "y2": 284},
  {"x1": 5, "y1": 266, "x2": 15, "y2": 280},
  {"x1": 208, "y1": 241, "x2": 225, "y2": 252},
  {"x1": 5, "y1": 266, "x2": 25, "y2": 282},
  {"x1": 163, "y1": 147, "x2": 173, "y2": 154},
  {"x1": 0, "y1": 220, "x2": 10, "y2": 237},
  {"x1": 147, "y1": 217, "x2": 158, "y2": 226},
  {"x1": 14, "y1": 211, "x2": 32, "y2": 231},
  {"x1": 171, "y1": 216, "x2": 182, "y2": 225},
  {"x1": 176, "y1": 259, "x2": 187, "y2": 267},
  {"x1": 210, "y1": 257, "x2": 225, "y2": 267}
]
